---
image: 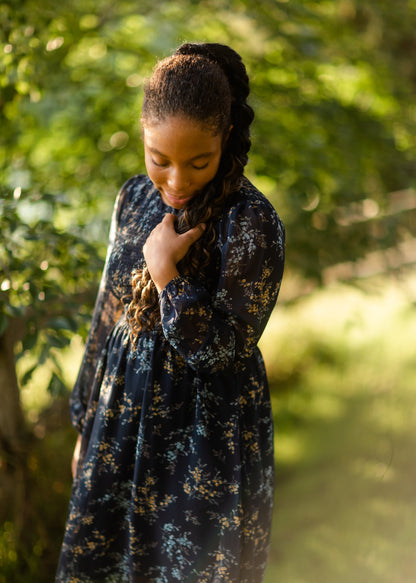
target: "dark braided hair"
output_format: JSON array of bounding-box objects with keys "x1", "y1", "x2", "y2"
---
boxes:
[{"x1": 126, "y1": 43, "x2": 254, "y2": 341}]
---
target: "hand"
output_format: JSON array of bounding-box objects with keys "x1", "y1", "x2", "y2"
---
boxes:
[
  {"x1": 72, "y1": 434, "x2": 82, "y2": 479},
  {"x1": 143, "y1": 213, "x2": 205, "y2": 292}
]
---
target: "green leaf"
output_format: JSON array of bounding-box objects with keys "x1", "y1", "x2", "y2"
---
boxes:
[
  {"x1": 46, "y1": 332, "x2": 70, "y2": 349},
  {"x1": 20, "y1": 364, "x2": 38, "y2": 386},
  {"x1": 48, "y1": 317, "x2": 77, "y2": 332},
  {"x1": 38, "y1": 343, "x2": 50, "y2": 366},
  {"x1": 22, "y1": 331, "x2": 38, "y2": 352},
  {"x1": 47, "y1": 372, "x2": 68, "y2": 397}
]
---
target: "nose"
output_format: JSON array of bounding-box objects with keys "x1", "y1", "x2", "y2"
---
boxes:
[{"x1": 167, "y1": 167, "x2": 190, "y2": 192}]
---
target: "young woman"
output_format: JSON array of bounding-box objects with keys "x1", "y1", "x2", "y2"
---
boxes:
[{"x1": 56, "y1": 42, "x2": 285, "y2": 583}]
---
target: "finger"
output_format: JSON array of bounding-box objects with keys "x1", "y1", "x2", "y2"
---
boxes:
[
  {"x1": 181, "y1": 223, "x2": 206, "y2": 244},
  {"x1": 162, "y1": 213, "x2": 177, "y2": 226}
]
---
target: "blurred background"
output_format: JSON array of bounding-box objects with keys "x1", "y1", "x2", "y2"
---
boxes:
[{"x1": 1, "y1": 0, "x2": 415, "y2": 581}]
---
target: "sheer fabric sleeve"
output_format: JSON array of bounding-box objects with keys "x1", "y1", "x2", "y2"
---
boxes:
[
  {"x1": 69, "y1": 183, "x2": 129, "y2": 433},
  {"x1": 159, "y1": 197, "x2": 285, "y2": 374}
]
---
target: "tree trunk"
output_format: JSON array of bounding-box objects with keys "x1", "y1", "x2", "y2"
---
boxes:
[{"x1": 0, "y1": 329, "x2": 26, "y2": 530}]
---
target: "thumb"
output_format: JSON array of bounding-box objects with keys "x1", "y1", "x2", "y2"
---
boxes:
[
  {"x1": 162, "y1": 213, "x2": 177, "y2": 226},
  {"x1": 182, "y1": 223, "x2": 206, "y2": 244}
]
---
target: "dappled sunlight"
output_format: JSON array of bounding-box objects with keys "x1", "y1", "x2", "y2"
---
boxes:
[
  {"x1": 2, "y1": 0, "x2": 416, "y2": 578},
  {"x1": 306, "y1": 390, "x2": 346, "y2": 421},
  {"x1": 264, "y1": 274, "x2": 416, "y2": 583},
  {"x1": 261, "y1": 273, "x2": 416, "y2": 381},
  {"x1": 18, "y1": 356, "x2": 54, "y2": 421},
  {"x1": 350, "y1": 457, "x2": 396, "y2": 483},
  {"x1": 17, "y1": 334, "x2": 84, "y2": 423},
  {"x1": 274, "y1": 432, "x2": 305, "y2": 467}
]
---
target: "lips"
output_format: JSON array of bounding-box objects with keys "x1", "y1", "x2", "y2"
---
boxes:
[{"x1": 163, "y1": 191, "x2": 194, "y2": 207}]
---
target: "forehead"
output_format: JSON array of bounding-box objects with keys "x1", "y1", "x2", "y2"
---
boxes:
[{"x1": 142, "y1": 115, "x2": 222, "y2": 159}]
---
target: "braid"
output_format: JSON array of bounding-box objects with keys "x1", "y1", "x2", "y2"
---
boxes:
[
  {"x1": 176, "y1": 43, "x2": 254, "y2": 172},
  {"x1": 126, "y1": 43, "x2": 254, "y2": 342}
]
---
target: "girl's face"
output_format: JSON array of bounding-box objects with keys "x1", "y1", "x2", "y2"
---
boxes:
[{"x1": 142, "y1": 115, "x2": 224, "y2": 209}]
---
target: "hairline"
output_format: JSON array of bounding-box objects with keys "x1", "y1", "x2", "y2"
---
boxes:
[{"x1": 140, "y1": 112, "x2": 228, "y2": 138}]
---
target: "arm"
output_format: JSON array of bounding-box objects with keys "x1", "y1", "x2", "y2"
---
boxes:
[
  {"x1": 159, "y1": 199, "x2": 285, "y2": 373},
  {"x1": 69, "y1": 179, "x2": 132, "y2": 433}
]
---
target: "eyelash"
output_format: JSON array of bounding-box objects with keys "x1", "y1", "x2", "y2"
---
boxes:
[
  {"x1": 193, "y1": 162, "x2": 209, "y2": 170},
  {"x1": 152, "y1": 160, "x2": 167, "y2": 168},
  {"x1": 152, "y1": 159, "x2": 209, "y2": 170}
]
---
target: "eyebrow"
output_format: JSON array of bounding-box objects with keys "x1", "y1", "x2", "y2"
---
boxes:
[{"x1": 147, "y1": 146, "x2": 212, "y2": 161}]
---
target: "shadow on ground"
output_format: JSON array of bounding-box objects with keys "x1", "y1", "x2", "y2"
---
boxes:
[{"x1": 265, "y1": 366, "x2": 416, "y2": 583}]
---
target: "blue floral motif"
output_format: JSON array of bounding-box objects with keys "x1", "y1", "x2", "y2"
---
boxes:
[{"x1": 56, "y1": 174, "x2": 285, "y2": 582}]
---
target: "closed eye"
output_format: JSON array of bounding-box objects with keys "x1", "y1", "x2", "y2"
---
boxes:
[
  {"x1": 151, "y1": 159, "x2": 168, "y2": 168},
  {"x1": 152, "y1": 158, "x2": 209, "y2": 170},
  {"x1": 192, "y1": 162, "x2": 209, "y2": 170}
]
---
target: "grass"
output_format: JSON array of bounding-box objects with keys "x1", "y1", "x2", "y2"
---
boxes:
[
  {"x1": 262, "y1": 273, "x2": 416, "y2": 583},
  {"x1": 4, "y1": 273, "x2": 416, "y2": 582}
]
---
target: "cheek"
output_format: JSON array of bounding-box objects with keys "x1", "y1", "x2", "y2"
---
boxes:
[
  {"x1": 203, "y1": 158, "x2": 222, "y2": 184},
  {"x1": 196, "y1": 155, "x2": 222, "y2": 187},
  {"x1": 144, "y1": 154, "x2": 152, "y2": 176},
  {"x1": 203, "y1": 170, "x2": 217, "y2": 186},
  {"x1": 145, "y1": 160, "x2": 162, "y2": 184}
]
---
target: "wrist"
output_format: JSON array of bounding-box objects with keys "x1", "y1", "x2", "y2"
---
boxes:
[{"x1": 151, "y1": 263, "x2": 179, "y2": 293}]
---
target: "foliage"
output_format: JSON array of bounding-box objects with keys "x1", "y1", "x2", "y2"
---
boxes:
[
  {"x1": 263, "y1": 276, "x2": 416, "y2": 583},
  {"x1": 0, "y1": 401, "x2": 76, "y2": 583},
  {"x1": 1, "y1": 0, "x2": 416, "y2": 366},
  {"x1": 0, "y1": 186, "x2": 102, "y2": 391},
  {"x1": 1, "y1": 276, "x2": 414, "y2": 581},
  {"x1": 1, "y1": 0, "x2": 416, "y2": 575}
]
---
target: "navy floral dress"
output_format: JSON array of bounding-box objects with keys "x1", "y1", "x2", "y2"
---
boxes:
[{"x1": 56, "y1": 174, "x2": 285, "y2": 583}]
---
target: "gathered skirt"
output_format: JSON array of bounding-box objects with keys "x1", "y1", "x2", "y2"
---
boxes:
[{"x1": 56, "y1": 316, "x2": 275, "y2": 583}]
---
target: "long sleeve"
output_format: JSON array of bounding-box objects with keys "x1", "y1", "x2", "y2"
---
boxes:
[
  {"x1": 69, "y1": 182, "x2": 130, "y2": 432},
  {"x1": 159, "y1": 193, "x2": 285, "y2": 374}
]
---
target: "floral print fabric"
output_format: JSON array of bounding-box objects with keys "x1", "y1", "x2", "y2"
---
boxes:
[{"x1": 56, "y1": 174, "x2": 285, "y2": 583}]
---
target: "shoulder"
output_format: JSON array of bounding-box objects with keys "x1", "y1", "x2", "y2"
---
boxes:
[
  {"x1": 116, "y1": 174, "x2": 153, "y2": 207},
  {"x1": 219, "y1": 176, "x2": 285, "y2": 244},
  {"x1": 114, "y1": 174, "x2": 155, "y2": 220}
]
